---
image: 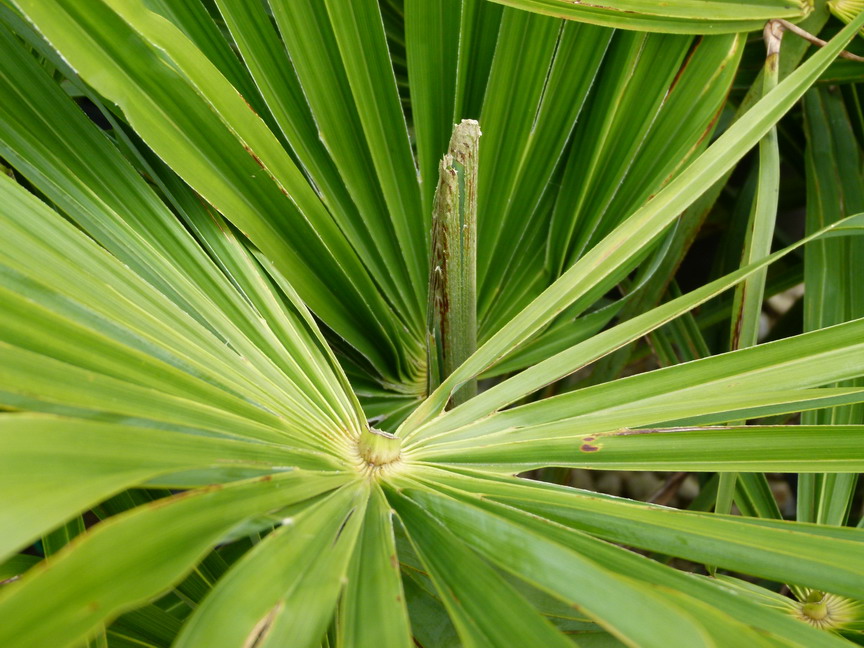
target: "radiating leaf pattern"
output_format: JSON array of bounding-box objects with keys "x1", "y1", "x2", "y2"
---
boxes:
[{"x1": 0, "y1": 1, "x2": 863, "y2": 646}]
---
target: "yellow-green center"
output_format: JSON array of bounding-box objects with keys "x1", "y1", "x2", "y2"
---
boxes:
[{"x1": 357, "y1": 427, "x2": 402, "y2": 472}]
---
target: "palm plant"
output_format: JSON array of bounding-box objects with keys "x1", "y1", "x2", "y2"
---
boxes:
[{"x1": 1, "y1": 0, "x2": 864, "y2": 645}]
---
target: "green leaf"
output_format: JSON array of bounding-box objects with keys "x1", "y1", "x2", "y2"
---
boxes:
[
  {"x1": 729, "y1": 25, "x2": 782, "y2": 352},
  {"x1": 107, "y1": 604, "x2": 182, "y2": 648},
  {"x1": 484, "y1": 0, "x2": 810, "y2": 34},
  {"x1": 422, "y1": 469, "x2": 851, "y2": 647},
  {"x1": 544, "y1": 31, "x2": 693, "y2": 276},
  {"x1": 11, "y1": 0, "x2": 415, "y2": 382},
  {"x1": 404, "y1": 0, "x2": 461, "y2": 217},
  {"x1": 0, "y1": 158, "x2": 362, "y2": 448},
  {"x1": 411, "y1": 312, "x2": 864, "y2": 459},
  {"x1": 407, "y1": 211, "x2": 864, "y2": 442},
  {"x1": 319, "y1": 0, "x2": 427, "y2": 305},
  {"x1": 799, "y1": 83, "x2": 864, "y2": 526},
  {"x1": 417, "y1": 424, "x2": 864, "y2": 472},
  {"x1": 477, "y1": 12, "x2": 609, "y2": 313},
  {"x1": 0, "y1": 471, "x2": 352, "y2": 648},
  {"x1": 143, "y1": 0, "x2": 265, "y2": 118},
  {"x1": 0, "y1": 555, "x2": 39, "y2": 582},
  {"x1": 174, "y1": 485, "x2": 365, "y2": 648},
  {"x1": 212, "y1": 0, "x2": 419, "y2": 340},
  {"x1": 268, "y1": 0, "x2": 428, "y2": 370},
  {"x1": 400, "y1": 10, "x2": 864, "y2": 435},
  {"x1": 717, "y1": 22, "x2": 784, "y2": 520},
  {"x1": 393, "y1": 478, "x2": 765, "y2": 648},
  {"x1": 3, "y1": 0, "x2": 864, "y2": 645},
  {"x1": 0, "y1": 413, "x2": 338, "y2": 562},
  {"x1": 0, "y1": 340, "x2": 305, "y2": 446},
  {"x1": 338, "y1": 486, "x2": 413, "y2": 648},
  {"x1": 423, "y1": 468, "x2": 864, "y2": 601},
  {"x1": 392, "y1": 488, "x2": 574, "y2": 648}
]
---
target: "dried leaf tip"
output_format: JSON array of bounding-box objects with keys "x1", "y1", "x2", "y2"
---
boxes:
[
  {"x1": 448, "y1": 119, "x2": 482, "y2": 164},
  {"x1": 425, "y1": 120, "x2": 481, "y2": 406}
]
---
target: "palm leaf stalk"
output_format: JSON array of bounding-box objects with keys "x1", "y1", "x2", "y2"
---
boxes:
[{"x1": 426, "y1": 119, "x2": 481, "y2": 406}]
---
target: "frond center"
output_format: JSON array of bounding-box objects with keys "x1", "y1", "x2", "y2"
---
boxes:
[
  {"x1": 795, "y1": 591, "x2": 864, "y2": 631},
  {"x1": 355, "y1": 427, "x2": 402, "y2": 477}
]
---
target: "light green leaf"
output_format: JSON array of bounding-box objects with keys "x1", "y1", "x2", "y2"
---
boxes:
[
  {"x1": 174, "y1": 485, "x2": 365, "y2": 648},
  {"x1": 416, "y1": 423, "x2": 864, "y2": 472},
  {"x1": 485, "y1": 0, "x2": 810, "y2": 34},
  {"x1": 0, "y1": 471, "x2": 352, "y2": 648},
  {"x1": 11, "y1": 0, "x2": 414, "y2": 381},
  {"x1": 411, "y1": 316, "x2": 864, "y2": 450},
  {"x1": 408, "y1": 211, "x2": 864, "y2": 442},
  {"x1": 393, "y1": 488, "x2": 575, "y2": 648},
  {"x1": 338, "y1": 486, "x2": 413, "y2": 648},
  {"x1": 422, "y1": 468, "x2": 864, "y2": 601},
  {"x1": 0, "y1": 414, "x2": 337, "y2": 562},
  {"x1": 393, "y1": 478, "x2": 756, "y2": 648},
  {"x1": 423, "y1": 468, "x2": 850, "y2": 647}
]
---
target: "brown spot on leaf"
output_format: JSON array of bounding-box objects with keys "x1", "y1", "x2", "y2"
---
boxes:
[
  {"x1": 242, "y1": 143, "x2": 266, "y2": 169},
  {"x1": 390, "y1": 554, "x2": 399, "y2": 569},
  {"x1": 694, "y1": 105, "x2": 724, "y2": 149},
  {"x1": 241, "y1": 95, "x2": 259, "y2": 117},
  {"x1": 612, "y1": 428, "x2": 656, "y2": 436},
  {"x1": 244, "y1": 604, "x2": 282, "y2": 648}
]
